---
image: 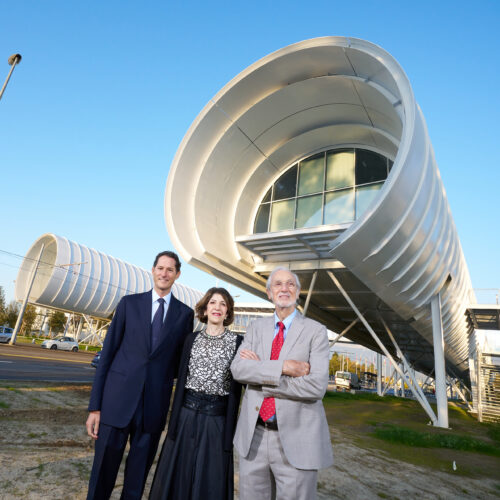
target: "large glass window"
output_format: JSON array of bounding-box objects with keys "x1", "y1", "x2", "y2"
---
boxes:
[
  {"x1": 355, "y1": 149, "x2": 388, "y2": 185},
  {"x1": 270, "y1": 199, "x2": 295, "y2": 232},
  {"x1": 324, "y1": 189, "x2": 355, "y2": 224},
  {"x1": 273, "y1": 165, "x2": 297, "y2": 200},
  {"x1": 298, "y1": 154, "x2": 324, "y2": 196},
  {"x1": 326, "y1": 150, "x2": 355, "y2": 190},
  {"x1": 254, "y1": 204, "x2": 270, "y2": 233},
  {"x1": 296, "y1": 194, "x2": 322, "y2": 228},
  {"x1": 254, "y1": 148, "x2": 391, "y2": 233}
]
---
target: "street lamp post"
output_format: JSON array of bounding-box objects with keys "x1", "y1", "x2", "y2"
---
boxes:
[{"x1": 0, "y1": 53, "x2": 22, "y2": 101}]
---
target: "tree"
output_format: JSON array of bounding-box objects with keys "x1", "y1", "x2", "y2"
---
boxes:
[
  {"x1": 21, "y1": 304, "x2": 37, "y2": 335},
  {"x1": 4, "y1": 301, "x2": 20, "y2": 328},
  {"x1": 48, "y1": 311, "x2": 67, "y2": 336},
  {"x1": 329, "y1": 353, "x2": 341, "y2": 376},
  {"x1": 0, "y1": 286, "x2": 6, "y2": 325}
]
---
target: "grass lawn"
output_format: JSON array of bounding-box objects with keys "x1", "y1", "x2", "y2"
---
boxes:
[{"x1": 322, "y1": 391, "x2": 500, "y2": 479}]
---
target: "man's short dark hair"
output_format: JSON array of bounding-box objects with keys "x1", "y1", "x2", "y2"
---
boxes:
[
  {"x1": 153, "y1": 251, "x2": 181, "y2": 272},
  {"x1": 195, "y1": 287, "x2": 235, "y2": 326}
]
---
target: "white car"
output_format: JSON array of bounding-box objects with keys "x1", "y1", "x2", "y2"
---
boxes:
[
  {"x1": 0, "y1": 326, "x2": 13, "y2": 343},
  {"x1": 41, "y1": 336, "x2": 79, "y2": 352}
]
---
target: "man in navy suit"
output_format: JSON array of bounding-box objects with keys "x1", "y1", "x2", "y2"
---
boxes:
[{"x1": 86, "y1": 251, "x2": 194, "y2": 500}]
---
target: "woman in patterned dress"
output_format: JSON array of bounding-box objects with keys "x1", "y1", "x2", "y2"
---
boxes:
[{"x1": 149, "y1": 287, "x2": 242, "y2": 500}]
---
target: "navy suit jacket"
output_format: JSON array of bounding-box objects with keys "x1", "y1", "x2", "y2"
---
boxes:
[{"x1": 88, "y1": 290, "x2": 194, "y2": 433}]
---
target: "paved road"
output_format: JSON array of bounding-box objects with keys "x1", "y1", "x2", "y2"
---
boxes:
[{"x1": 0, "y1": 343, "x2": 97, "y2": 382}]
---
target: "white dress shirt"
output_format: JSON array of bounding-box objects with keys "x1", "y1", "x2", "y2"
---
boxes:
[{"x1": 151, "y1": 289, "x2": 171, "y2": 322}]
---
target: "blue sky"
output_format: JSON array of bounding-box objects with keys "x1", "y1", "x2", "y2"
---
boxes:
[{"x1": 1, "y1": 1, "x2": 499, "y2": 305}]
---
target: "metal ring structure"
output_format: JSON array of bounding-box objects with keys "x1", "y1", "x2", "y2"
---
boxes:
[{"x1": 164, "y1": 37, "x2": 475, "y2": 379}]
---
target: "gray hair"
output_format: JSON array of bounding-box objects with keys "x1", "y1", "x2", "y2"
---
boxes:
[{"x1": 266, "y1": 267, "x2": 301, "y2": 294}]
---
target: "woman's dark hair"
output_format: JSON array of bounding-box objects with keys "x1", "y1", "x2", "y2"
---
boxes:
[
  {"x1": 195, "y1": 287, "x2": 235, "y2": 326},
  {"x1": 153, "y1": 251, "x2": 181, "y2": 272}
]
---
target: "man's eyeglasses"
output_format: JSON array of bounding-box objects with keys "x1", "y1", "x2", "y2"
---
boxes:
[{"x1": 271, "y1": 280, "x2": 297, "y2": 289}]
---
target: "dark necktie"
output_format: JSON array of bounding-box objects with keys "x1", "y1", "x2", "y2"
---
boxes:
[
  {"x1": 151, "y1": 298, "x2": 165, "y2": 350},
  {"x1": 259, "y1": 321, "x2": 285, "y2": 421}
]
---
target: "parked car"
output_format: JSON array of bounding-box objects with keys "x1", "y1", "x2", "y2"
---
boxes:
[
  {"x1": 41, "y1": 336, "x2": 79, "y2": 351},
  {"x1": 335, "y1": 370, "x2": 361, "y2": 391},
  {"x1": 90, "y1": 350, "x2": 101, "y2": 368},
  {"x1": 0, "y1": 326, "x2": 14, "y2": 344}
]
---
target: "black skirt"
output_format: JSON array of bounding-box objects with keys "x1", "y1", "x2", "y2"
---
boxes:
[{"x1": 149, "y1": 390, "x2": 233, "y2": 500}]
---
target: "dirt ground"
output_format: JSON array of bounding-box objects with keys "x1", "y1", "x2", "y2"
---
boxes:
[{"x1": 0, "y1": 381, "x2": 499, "y2": 499}]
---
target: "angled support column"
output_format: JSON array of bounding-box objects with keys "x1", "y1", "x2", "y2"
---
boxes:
[
  {"x1": 378, "y1": 313, "x2": 436, "y2": 416},
  {"x1": 382, "y1": 368, "x2": 396, "y2": 396},
  {"x1": 475, "y1": 346, "x2": 483, "y2": 422},
  {"x1": 38, "y1": 311, "x2": 48, "y2": 336},
  {"x1": 447, "y1": 376, "x2": 473, "y2": 411},
  {"x1": 431, "y1": 293, "x2": 449, "y2": 428},
  {"x1": 10, "y1": 243, "x2": 45, "y2": 345},
  {"x1": 63, "y1": 315, "x2": 71, "y2": 335},
  {"x1": 79, "y1": 315, "x2": 109, "y2": 347},
  {"x1": 399, "y1": 364, "x2": 406, "y2": 397},
  {"x1": 377, "y1": 353, "x2": 383, "y2": 396},
  {"x1": 327, "y1": 270, "x2": 438, "y2": 425},
  {"x1": 76, "y1": 316, "x2": 84, "y2": 340},
  {"x1": 330, "y1": 316, "x2": 361, "y2": 348},
  {"x1": 302, "y1": 271, "x2": 318, "y2": 317},
  {"x1": 422, "y1": 369, "x2": 435, "y2": 390}
]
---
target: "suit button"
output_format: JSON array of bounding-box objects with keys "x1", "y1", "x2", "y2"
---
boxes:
[{"x1": 255, "y1": 406, "x2": 259, "y2": 411}]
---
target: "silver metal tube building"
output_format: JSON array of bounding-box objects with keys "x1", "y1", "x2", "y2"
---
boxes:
[
  {"x1": 164, "y1": 37, "x2": 475, "y2": 388},
  {"x1": 15, "y1": 233, "x2": 203, "y2": 320}
]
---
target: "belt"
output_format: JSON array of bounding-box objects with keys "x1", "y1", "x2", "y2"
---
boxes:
[
  {"x1": 257, "y1": 416, "x2": 278, "y2": 430},
  {"x1": 182, "y1": 389, "x2": 228, "y2": 416}
]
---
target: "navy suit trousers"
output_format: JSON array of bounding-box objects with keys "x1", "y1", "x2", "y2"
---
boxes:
[{"x1": 87, "y1": 397, "x2": 162, "y2": 500}]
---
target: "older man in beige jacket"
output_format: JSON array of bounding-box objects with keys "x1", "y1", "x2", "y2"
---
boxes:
[{"x1": 231, "y1": 267, "x2": 333, "y2": 500}]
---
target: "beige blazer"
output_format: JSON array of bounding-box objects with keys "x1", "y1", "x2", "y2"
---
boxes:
[{"x1": 231, "y1": 312, "x2": 334, "y2": 470}]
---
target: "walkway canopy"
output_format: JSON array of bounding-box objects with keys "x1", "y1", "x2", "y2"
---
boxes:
[{"x1": 15, "y1": 233, "x2": 203, "y2": 320}]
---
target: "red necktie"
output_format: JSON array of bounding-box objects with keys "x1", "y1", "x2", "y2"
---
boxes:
[{"x1": 259, "y1": 321, "x2": 285, "y2": 421}]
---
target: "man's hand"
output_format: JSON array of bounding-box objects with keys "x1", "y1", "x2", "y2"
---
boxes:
[
  {"x1": 282, "y1": 360, "x2": 310, "y2": 377},
  {"x1": 239, "y1": 349, "x2": 260, "y2": 361},
  {"x1": 86, "y1": 411, "x2": 101, "y2": 440}
]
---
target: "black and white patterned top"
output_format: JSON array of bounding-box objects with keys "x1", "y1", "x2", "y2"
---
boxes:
[{"x1": 185, "y1": 329, "x2": 239, "y2": 396}]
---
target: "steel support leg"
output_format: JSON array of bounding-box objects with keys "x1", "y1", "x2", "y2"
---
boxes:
[
  {"x1": 378, "y1": 313, "x2": 435, "y2": 413},
  {"x1": 10, "y1": 244, "x2": 45, "y2": 344},
  {"x1": 447, "y1": 376, "x2": 468, "y2": 406},
  {"x1": 302, "y1": 271, "x2": 317, "y2": 317},
  {"x1": 327, "y1": 270, "x2": 438, "y2": 425},
  {"x1": 431, "y1": 293, "x2": 449, "y2": 428},
  {"x1": 382, "y1": 368, "x2": 396, "y2": 396},
  {"x1": 330, "y1": 316, "x2": 360, "y2": 348},
  {"x1": 76, "y1": 317, "x2": 83, "y2": 341},
  {"x1": 399, "y1": 364, "x2": 405, "y2": 397},
  {"x1": 377, "y1": 353, "x2": 383, "y2": 396}
]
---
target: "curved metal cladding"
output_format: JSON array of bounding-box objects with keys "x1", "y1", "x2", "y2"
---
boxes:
[
  {"x1": 165, "y1": 37, "x2": 474, "y2": 377},
  {"x1": 15, "y1": 234, "x2": 204, "y2": 325},
  {"x1": 328, "y1": 74, "x2": 475, "y2": 376}
]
